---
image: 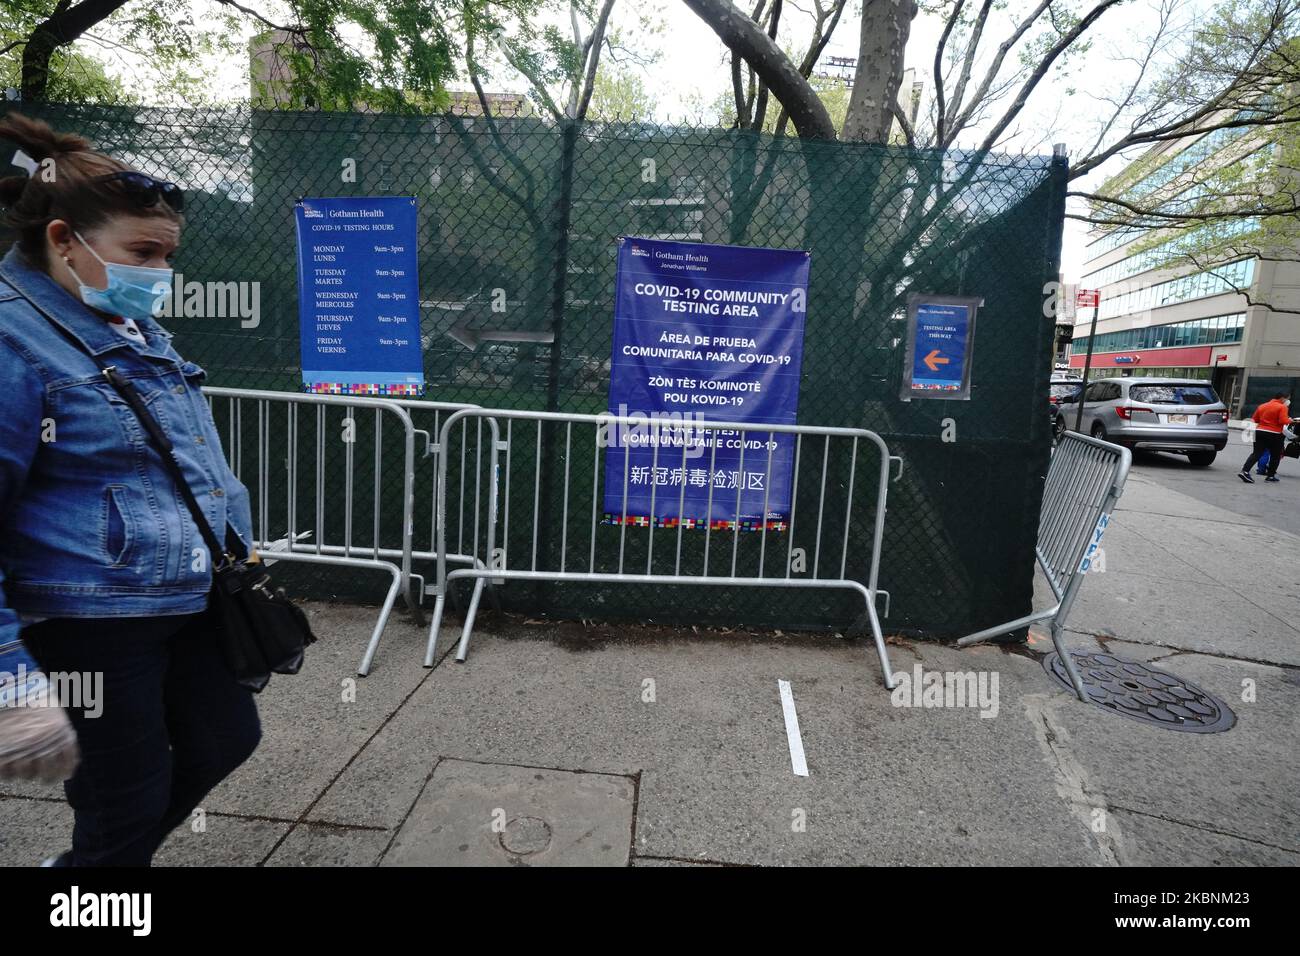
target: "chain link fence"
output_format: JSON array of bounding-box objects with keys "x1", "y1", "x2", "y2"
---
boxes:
[{"x1": 2, "y1": 102, "x2": 1066, "y2": 638}]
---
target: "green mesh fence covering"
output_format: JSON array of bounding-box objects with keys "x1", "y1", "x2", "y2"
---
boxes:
[{"x1": 2, "y1": 103, "x2": 1067, "y2": 638}]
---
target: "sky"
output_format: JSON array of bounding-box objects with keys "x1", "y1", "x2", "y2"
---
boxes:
[
  {"x1": 90, "y1": 0, "x2": 1216, "y2": 281},
  {"x1": 632, "y1": 0, "x2": 1209, "y2": 281}
]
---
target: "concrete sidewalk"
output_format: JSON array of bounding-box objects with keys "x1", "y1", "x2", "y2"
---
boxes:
[{"x1": 2, "y1": 469, "x2": 1297, "y2": 866}]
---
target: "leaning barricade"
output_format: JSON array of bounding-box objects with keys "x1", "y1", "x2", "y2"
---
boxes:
[
  {"x1": 425, "y1": 408, "x2": 906, "y2": 691},
  {"x1": 957, "y1": 431, "x2": 1132, "y2": 699},
  {"x1": 203, "y1": 387, "x2": 481, "y2": 675}
]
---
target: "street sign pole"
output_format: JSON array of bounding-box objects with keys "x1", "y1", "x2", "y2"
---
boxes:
[{"x1": 1074, "y1": 292, "x2": 1100, "y2": 433}]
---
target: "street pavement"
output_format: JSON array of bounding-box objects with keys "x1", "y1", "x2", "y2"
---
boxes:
[
  {"x1": 2, "y1": 448, "x2": 1297, "y2": 866},
  {"x1": 1135, "y1": 426, "x2": 1300, "y2": 537}
]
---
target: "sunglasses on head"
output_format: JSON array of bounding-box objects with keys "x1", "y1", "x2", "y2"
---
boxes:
[{"x1": 94, "y1": 171, "x2": 184, "y2": 212}]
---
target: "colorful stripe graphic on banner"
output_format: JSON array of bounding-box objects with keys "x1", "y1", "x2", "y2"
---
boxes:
[{"x1": 602, "y1": 514, "x2": 789, "y2": 532}]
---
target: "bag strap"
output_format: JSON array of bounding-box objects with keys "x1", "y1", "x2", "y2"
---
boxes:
[
  {"x1": 101, "y1": 365, "x2": 233, "y2": 568},
  {"x1": 22, "y1": 290, "x2": 241, "y2": 567}
]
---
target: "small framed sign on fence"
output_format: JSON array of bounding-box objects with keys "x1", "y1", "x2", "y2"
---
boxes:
[
  {"x1": 294, "y1": 195, "x2": 424, "y2": 396},
  {"x1": 899, "y1": 293, "x2": 982, "y2": 401}
]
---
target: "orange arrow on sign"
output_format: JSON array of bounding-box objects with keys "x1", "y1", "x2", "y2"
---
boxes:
[{"x1": 923, "y1": 349, "x2": 950, "y2": 372}]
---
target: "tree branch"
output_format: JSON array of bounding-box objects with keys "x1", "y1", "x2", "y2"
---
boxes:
[
  {"x1": 1185, "y1": 251, "x2": 1300, "y2": 315},
  {"x1": 680, "y1": 0, "x2": 837, "y2": 139},
  {"x1": 1071, "y1": 5, "x2": 1291, "y2": 180},
  {"x1": 976, "y1": 0, "x2": 1126, "y2": 154},
  {"x1": 20, "y1": 0, "x2": 131, "y2": 99},
  {"x1": 752, "y1": 0, "x2": 782, "y2": 131},
  {"x1": 946, "y1": 0, "x2": 995, "y2": 128},
  {"x1": 213, "y1": 0, "x2": 304, "y2": 34},
  {"x1": 574, "y1": 0, "x2": 617, "y2": 121},
  {"x1": 933, "y1": 0, "x2": 966, "y2": 146},
  {"x1": 946, "y1": 0, "x2": 1054, "y2": 147}
]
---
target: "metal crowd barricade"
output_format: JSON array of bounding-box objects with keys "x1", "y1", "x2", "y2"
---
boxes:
[
  {"x1": 389, "y1": 397, "x2": 497, "y2": 607},
  {"x1": 425, "y1": 408, "x2": 906, "y2": 691},
  {"x1": 957, "y1": 431, "x2": 1132, "y2": 699},
  {"x1": 203, "y1": 387, "x2": 480, "y2": 676}
]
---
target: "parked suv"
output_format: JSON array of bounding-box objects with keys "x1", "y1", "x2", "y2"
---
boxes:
[
  {"x1": 1055, "y1": 377, "x2": 1229, "y2": 466},
  {"x1": 1049, "y1": 375, "x2": 1084, "y2": 411}
]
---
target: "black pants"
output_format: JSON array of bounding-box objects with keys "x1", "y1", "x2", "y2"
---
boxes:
[
  {"x1": 1243, "y1": 430, "x2": 1286, "y2": 477},
  {"x1": 21, "y1": 609, "x2": 261, "y2": 866}
]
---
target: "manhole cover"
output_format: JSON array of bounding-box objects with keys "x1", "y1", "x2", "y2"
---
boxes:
[{"x1": 1043, "y1": 651, "x2": 1236, "y2": 733}]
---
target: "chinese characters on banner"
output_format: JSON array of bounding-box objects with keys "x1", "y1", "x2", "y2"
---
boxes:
[{"x1": 604, "y1": 237, "x2": 810, "y2": 529}]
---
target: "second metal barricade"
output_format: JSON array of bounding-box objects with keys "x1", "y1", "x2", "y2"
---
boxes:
[
  {"x1": 956, "y1": 430, "x2": 1132, "y2": 699},
  {"x1": 425, "y1": 408, "x2": 905, "y2": 691}
]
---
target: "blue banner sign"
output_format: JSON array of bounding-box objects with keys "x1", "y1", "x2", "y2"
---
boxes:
[
  {"x1": 603, "y1": 236, "x2": 809, "y2": 530},
  {"x1": 295, "y1": 196, "x2": 424, "y2": 396},
  {"x1": 900, "y1": 293, "x2": 982, "y2": 401}
]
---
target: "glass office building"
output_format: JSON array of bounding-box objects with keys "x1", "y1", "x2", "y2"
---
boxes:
[{"x1": 1073, "y1": 125, "x2": 1300, "y2": 416}]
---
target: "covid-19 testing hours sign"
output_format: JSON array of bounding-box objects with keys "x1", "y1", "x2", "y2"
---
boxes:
[
  {"x1": 603, "y1": 236, "x2": 810, "y2": 530},
  {"x1": 899, "y1": 293, "x2": 982, "y2": 401},
  {"x1": 295, "y1": 196, "x2": 424, "y2": 396}
]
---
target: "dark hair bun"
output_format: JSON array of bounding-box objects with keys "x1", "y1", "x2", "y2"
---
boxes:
[
  {"x1": 0, "y1": 173, "x2": 26, "y2": 208},
  {"x1": 0, "y1": 112, "x2": 92, "y2": 163},
  {"x1": 0, "y1": 111, "x2": 178, "y2": 267}
]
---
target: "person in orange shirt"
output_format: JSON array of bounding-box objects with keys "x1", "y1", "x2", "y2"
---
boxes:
[{"x1": 1239, "y1": 392, "x2": 1297, "y2": 483}]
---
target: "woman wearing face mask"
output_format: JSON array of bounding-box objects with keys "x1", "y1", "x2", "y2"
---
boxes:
[{"x1": 0, "y1": 113, "x2": 261, "y2": 866}]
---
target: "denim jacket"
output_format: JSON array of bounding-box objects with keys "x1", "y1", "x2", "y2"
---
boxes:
[{"x1": 0, "y1": 246, "x2": 252, "y2": 648}]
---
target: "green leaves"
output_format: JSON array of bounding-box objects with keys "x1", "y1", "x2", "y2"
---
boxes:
[{"x1": 2, "y1": 0, "x2": 550, "y2": 111}]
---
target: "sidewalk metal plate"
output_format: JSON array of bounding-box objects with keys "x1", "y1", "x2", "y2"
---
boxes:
[{"x1": 381, "y1": 759, "x2": 635, "y2": 866}]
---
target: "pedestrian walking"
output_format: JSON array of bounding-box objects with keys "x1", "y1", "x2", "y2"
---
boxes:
[
  {"x1": 1239, "y1": 392, "x2": 1297, "y2": 483},
  {"x1": 0, "y1": 113, "x2": 261, "y2": 865}
]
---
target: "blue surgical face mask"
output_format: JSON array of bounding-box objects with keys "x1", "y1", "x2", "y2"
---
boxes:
[{"x1": 64, "y1": 230, "x2": 173, "y2": 321}]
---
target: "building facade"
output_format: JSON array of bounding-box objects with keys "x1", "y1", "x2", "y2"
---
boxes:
[{"x1": 1071, "y1": 123, "x2": 1300, "y2": 417}]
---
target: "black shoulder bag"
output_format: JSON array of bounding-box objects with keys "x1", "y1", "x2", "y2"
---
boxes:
[{"x1": 102, "y1": 365, "x2": 317, "y2": 692}]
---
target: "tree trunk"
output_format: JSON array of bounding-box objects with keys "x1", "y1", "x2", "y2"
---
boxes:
[
  {"x1": 842, "y1": 0, "x2": 917, "y2": 143},
  {"x1": 20, "y1": 0, "x2": 131, "y2": 101}
]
